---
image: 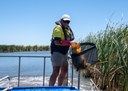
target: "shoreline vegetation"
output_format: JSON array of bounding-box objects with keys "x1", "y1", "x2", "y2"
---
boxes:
[
  {"x1": 0, "y1": 45, "x2": 50, "y2": 52},
  {"x1": 81, "y1": 22, "x2": 128, "y2": 91}
]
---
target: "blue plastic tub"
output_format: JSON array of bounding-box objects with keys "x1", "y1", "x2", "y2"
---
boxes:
[{"x1": 0, "y1": 86, "x2": 80, "y2": 91}]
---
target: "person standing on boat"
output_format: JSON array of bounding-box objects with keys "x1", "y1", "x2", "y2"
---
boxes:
[{"x1": 49, "y1": 14, "x2": 74, "y2": 86}]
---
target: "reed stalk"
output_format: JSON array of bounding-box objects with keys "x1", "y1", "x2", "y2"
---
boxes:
[{"x1": 82, "y1": 23, "x2": 128, "y2": 91}]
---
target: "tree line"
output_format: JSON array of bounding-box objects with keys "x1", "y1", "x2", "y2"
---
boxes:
[{"x1": 0, "y1": 45, "x2": 50, "y2": 52}]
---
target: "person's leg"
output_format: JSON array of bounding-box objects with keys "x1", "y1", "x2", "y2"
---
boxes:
[
  {"x1": 49, "y1": 52, "x2": 63, "y2": 86},
  {"x1": 58, "y1": 59, "x2": 68, "y2": 86},
  {"x1": 49, "y1": 66, "x2": 60, "y2": 86}
]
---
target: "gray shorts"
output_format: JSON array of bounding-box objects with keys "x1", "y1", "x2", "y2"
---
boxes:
[{"x1": 51, "y1": 52, "x2": 68, "y2": 67}]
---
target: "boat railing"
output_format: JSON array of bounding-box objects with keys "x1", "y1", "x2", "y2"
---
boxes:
[
  {"x1": 0, "y1": 55, "x2": 81, "y2": 88},
  {"x1": 0, "y1": 55, "x2": 99, "y2": 91}
]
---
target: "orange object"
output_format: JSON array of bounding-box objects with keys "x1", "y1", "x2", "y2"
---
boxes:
[
  {"x1": 76, "y1": 47, "x2": 81, "y2": 53},
  {"x1": 70, "y1": 42, "x2": 81, "y2": 53},
  {"x1": 76, "y1": 42, "x2": 80, "y2": 48},
  {"x1": 71, "y1": 42, "x2": 80, "y2": 48}
]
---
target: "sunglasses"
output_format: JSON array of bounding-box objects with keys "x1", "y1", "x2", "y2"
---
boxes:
[{"x1": 64, "y1": 20, "x2": 70, "y2": 24}]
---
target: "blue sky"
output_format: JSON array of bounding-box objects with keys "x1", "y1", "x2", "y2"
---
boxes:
[{"x1": 0, "y1": 0, "x2": 128, "y2": 46}]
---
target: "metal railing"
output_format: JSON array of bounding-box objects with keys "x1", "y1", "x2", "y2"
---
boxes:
[
  {"x1": 0, "y1": 55, "x2": 99, "y2": 91},
  {"x1": 0, "y1": 55, "x2": 80, "y2": 88},
  {"x1": 0, "y1": 55, "x2": 51, "y2": 87}
]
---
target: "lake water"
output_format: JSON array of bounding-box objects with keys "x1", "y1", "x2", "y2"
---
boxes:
[{"x1": 0, "y1": 51, "x2": 52, "y2": 77}]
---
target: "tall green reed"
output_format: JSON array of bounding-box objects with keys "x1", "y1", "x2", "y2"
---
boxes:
[{"x1": 82, "y1": 23, "x2": 128, "y2": 91}]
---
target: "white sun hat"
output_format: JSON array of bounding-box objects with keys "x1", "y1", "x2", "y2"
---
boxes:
[{"x1": 61, "y1": 14, "x2": 70, "y2": 21}]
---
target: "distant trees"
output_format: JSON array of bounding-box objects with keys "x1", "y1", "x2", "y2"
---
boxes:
[{"x1": 0, "y1": 45, "x2": 50, "y2": 52}]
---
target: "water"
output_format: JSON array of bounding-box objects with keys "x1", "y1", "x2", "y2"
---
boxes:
[{"x1": 0, "y1": 51, "x2": 51, "y2": 77}]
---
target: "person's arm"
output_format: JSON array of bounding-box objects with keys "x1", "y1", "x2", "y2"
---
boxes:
[{"x1": 54, "y1": 38, "x2": 71, "y2": 46}]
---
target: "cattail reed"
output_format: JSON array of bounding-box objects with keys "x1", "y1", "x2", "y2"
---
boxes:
[{"x1": 82, "y1": 23, "x2": 128, "y2": 91}]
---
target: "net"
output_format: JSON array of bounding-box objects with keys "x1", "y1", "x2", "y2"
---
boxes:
[{"x1": 70, "y1": 42, "x2": 98, "y2": 70}]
